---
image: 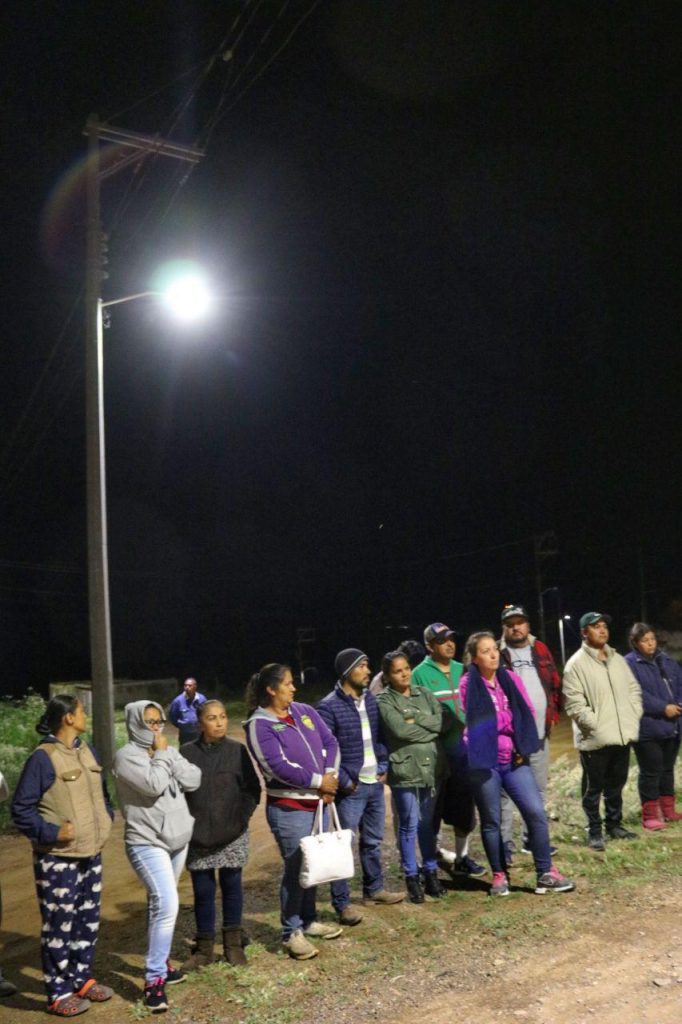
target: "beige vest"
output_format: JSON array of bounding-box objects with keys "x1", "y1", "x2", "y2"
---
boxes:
[{"x1": 37, "y1": 741, "x2": 112, "y2": 857}]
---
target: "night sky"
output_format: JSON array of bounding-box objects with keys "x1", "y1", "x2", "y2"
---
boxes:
[{"x1": 3, "y1": 1, "x2": 682, "y2": 696}]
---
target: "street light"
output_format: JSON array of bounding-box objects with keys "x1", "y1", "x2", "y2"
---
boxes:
[{"x1": 86, "y1": 268, "x2": 212, "y2": 769}]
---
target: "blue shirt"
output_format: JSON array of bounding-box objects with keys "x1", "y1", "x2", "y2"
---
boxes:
[{"x1": 168, "y1": 691, "x2": 207, "y2": 731}]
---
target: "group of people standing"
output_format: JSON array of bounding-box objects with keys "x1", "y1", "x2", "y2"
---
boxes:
[{"x1": 7, "y1": 606, "x2": 682, "y2": 1013}]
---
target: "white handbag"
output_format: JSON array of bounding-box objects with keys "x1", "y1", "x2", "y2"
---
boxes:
[{"x1": 299, "y1": 799, "x2": 355, "y2": 889}]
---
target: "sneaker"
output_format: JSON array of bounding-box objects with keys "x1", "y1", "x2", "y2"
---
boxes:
[
  {"x1": 454, "y1": 855, "x2": 487, "y2": 877},
  {"x1": 165, "y1": 962, "x2": 186, "y2": 985},
  {"x1": 0, "y1": 977, "x2": 17, "y2": 998},
  {"x1": 521, "y1": 844, "x2": 558, "y2": 856},
  {"x1": 144, "y1": 978, "x2": 169, "y2": 1013},
  {"x1": 435, "y1": 845, "x2": 456, "y2": 866},
  {"x1": 337, "y1": 906, "x2": 363, "y2": 926},
  {"x1": 535, "y1": 867, "x2": 575, "y2": 894},
  {"x1": 606, "y1": 825, "x2": 638, "y2": 841},
  {"x1": 490, "y1": 871, "x2": 510, "y2": 897},
  {"x1": 362, "y1": 889, "x2": 404, "y2": 905},
  {"x1": 588, "y1": 834, "x2": 605, "y2": 851},
  {"x1": 302, "y1": 921, "x2": 343, "y2": 940},
  {"x1": 283, "y1": 929, "x2": 319, "y2": 960}
]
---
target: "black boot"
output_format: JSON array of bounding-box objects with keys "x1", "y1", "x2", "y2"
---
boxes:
[
  {"x1": 405, "y1": 874, "x2": 424, "y2": 904},
  {"x1": 422, "y1": 869, "x2": 445, "y2": 898}
]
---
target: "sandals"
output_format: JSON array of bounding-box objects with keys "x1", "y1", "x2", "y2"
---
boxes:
[
  {"x1": 46, "y1": 994, "x2": 90, "y2": 1017},
  {"x1": 76, "y1": 980, "x2": 113, "y2": 1002}
]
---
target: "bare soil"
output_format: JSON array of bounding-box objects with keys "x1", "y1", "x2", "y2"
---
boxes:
[{"x1": 2, "y1": 720, "x2": 682, "y2": 1024}]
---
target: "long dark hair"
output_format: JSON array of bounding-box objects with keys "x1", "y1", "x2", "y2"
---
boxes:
[
  {"x1": 36, "y1": 694, "x2": 79, "y2": 736},
  {"x1": 245, "y1": 664, "x2": 291, "y2": 715},
  {"x1": 381, "y1": 650, "x2": 410, "y2": 686}
]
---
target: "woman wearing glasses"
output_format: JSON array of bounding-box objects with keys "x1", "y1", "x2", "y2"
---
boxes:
[{"x1": 113, "y1": 701, "x2": 201, "y2": 1013}]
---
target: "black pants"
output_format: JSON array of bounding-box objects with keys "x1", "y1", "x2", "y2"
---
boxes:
[
  {"x1": 633, "y1": 736, "x2": 680, "y2": 803},
  {"x1": 580, "y1": 744, "x2": 631, "y2": 835}
]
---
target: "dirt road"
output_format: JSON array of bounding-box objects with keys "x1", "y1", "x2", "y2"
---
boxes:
[{"x1": 2, "y1": 720, "x2": 682, "y2": 1023}]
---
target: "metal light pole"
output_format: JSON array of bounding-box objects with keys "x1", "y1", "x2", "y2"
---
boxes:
[{"x1": 83, "y1": 115, "x2": 203, "y2": 767}]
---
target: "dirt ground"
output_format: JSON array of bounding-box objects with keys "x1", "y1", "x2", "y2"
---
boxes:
[{"x1": 2, "y1": 721, "x2": 682, "y2": 1023}]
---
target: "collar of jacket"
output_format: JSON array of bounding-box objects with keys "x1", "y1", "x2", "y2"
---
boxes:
[
  {"x1": 499, "y1": 633, "x2": 537, "y2": 652},
  {"x1": 582, "y1": 641, "x2": 614, "y2": 662},
  {"x1": 334, "y1": 680, "x2": 365, "y2": 705}
]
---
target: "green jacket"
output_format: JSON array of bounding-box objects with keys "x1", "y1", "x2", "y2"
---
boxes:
[
  {"x1": 377, "y1": 685, "x2": 445, "y2": 789},
  {"x1": 411, "y1": 656, "x2": 465, "y2": 752}
]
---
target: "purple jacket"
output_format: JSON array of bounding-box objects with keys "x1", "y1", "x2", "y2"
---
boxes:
[
  {"x1": 625, "y1": 650, "x2": 682, "y2": 742},
  {"x1": 245, "y1": 701, "x2": 339, "y2": 801}
]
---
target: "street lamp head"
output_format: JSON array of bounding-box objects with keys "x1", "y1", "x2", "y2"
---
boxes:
[{"x1": 162, "y1": 273, "x2": 213, "y2": 322}]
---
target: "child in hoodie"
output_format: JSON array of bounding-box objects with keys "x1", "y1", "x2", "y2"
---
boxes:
[{"x1": 113, "y1": 701, "x2": 201, "y2": 1013}]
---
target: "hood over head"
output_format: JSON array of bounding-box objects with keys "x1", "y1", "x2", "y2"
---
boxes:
[{"x1": 124, "y1": 700, "x2": 165, "y2": 748}]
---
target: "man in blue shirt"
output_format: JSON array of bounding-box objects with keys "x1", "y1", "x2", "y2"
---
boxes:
[{"x1": 168, "y1": 678, "x2": 207, "y2": 744}]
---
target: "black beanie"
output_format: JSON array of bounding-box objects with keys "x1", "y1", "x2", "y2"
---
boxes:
[{"x1": 334, "y1": 648, "x2": 368, "y2": 679}]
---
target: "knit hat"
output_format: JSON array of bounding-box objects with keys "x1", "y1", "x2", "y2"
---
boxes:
[{"x1": 334, "y1": 648, "x2": 369, "y2": 679}]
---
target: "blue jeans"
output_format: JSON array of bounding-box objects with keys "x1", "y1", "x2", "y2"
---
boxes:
[
  {"x1": 190, "y1": 867, "x2": 243, "y2": 933},
  {"x1": 469, "y1": 762, "x2": 551, "y2": 874},
  {"x1": 330, "y1": 782, "x2": 385, "y2": 910},
  {"x1": 392, "y1": 786, "x2": 438, "y2": 877},
  {"x1": 266, "y1": 804, "x2": 321, "y2": 940},
  {"x1": 127, "y1": 844, "x2": 187, "y2": 983}
]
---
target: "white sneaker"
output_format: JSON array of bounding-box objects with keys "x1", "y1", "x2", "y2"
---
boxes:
[
  {"x1": 283, "y1": 929, "x2": 319, "y2": 959},
  {"x1": 436, "y1": 846, "x2": 456, "y2": 866},
  {"x1": 303, "y1": 921, "x2": 343, "y2": 940}
]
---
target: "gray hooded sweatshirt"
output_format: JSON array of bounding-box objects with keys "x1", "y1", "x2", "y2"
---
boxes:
[{"x1": 112, "y1": 700, "x2": 202, "y2": 852}]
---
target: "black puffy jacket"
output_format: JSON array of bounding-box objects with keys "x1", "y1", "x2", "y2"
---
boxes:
[{"x1": 181, "y1": 737, "x2": 261, "y2": 850}]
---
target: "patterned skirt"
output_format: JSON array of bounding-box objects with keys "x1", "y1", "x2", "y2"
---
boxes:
[{"x1": 186, "y1": 828, "x2": 250, "y2": 871}]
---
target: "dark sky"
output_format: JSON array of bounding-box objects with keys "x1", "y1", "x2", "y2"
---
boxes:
[{"x1": 2, "y1": 1, "x2": 682, "y2": 695}]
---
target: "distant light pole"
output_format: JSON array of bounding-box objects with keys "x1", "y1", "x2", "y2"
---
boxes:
[{"x1": 558, "y1": 614, "x2": 570, "y2": 667}]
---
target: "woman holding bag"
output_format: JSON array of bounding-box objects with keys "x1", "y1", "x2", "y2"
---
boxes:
[{"x1": 244, "y1": 664, "x2": 341, "y2": 960}]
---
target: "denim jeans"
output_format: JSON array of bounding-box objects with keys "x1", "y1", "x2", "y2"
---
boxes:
[
  {"x1": 190, "y1": 867, "x2": 243, "y2": 933},
  {"x1": 330, "y1": 782, "x2": 385, "y2": 910},
  {"x1": 266, "y1": 804, "x2": 320, "y2": 940},
  {"x1": 500, "y1": 737, "x2": 550, "y2": 847},
  {"x1": 391, "y1": 786, "x2": 438, "y2": 877},
  {"x1": 127, "y1": 844, "x2": 187, "y2": 983},
  {"x1": 469, "y1": 762, "x2": 551, "y2": 874}
]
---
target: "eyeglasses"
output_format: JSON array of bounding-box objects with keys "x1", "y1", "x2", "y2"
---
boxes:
[{"x1": 144, "y1": 718, "x2": 163, "y2": 728}]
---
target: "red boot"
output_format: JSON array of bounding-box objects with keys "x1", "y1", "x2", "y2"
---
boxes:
[
  {"x1": 659, "y1": 795, "x2": 682, "y2": 821},
  {"x1": 642, "y1": 801, "x2": 666, "y2": 830}
]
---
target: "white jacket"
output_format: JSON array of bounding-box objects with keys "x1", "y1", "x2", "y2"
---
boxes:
[{"x1": 563, "y1": 642, "x2": 642, "y2": 751}]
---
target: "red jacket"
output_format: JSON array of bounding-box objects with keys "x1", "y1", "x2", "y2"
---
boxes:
[{"x1": 499, "y1": 636, "x2": 562, "y2": 738}]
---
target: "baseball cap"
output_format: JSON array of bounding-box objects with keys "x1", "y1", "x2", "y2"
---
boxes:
[
  {"x1": 579, "y1": 612, "x2": 612, "y2": 629},
  {"x1": 424, "y1": 623, "x2": 455, "y2": 645},
  {"x1": 501, "y1": 604, "x2": 529, "y2": 624}
]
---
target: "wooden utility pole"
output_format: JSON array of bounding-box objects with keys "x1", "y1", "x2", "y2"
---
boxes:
[{"x1": 84, "y1": 116, "x2": 203, "y2": 767}]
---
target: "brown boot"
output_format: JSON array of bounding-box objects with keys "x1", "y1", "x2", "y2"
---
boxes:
[
  {"x1": 181, "y1": 933, "x2": 215, "y2": 972},
  {"x1": 223, "y1": 925, "x2": 247, "y2": 967}
]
